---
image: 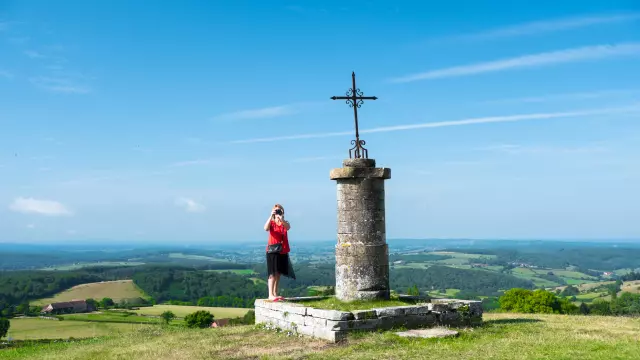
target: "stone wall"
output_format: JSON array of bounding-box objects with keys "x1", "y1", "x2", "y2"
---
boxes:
[{"x1": 255, "y1": 297, "x2": 483, "y2": 342}]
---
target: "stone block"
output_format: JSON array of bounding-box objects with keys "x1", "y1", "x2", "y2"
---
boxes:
[
  {"x1": 429, "y1": 303, "x2": 451, "y2": 312},
  {"x1": 307, "y1": 308, "x2": 354, "y2": 321},
  {"x1": 337, "y1": 233, "x2": 386, "y2": 245},
  {"x1": 346, "y1": 318, "x2": 383, "y2": 330},
  {"x1": 342, "y1": 158, "x2": 376, "y2": 168},
  {"x1": 438, "y1": 311, "x2": 463, "y2": 327},
  {"x1": 330, "y1": 167, "x2": 391, "y2": 180},
  {"x1": 337, "y1": 219, "x2": 386, "y2": 234},
  {"x1": 326, "y1": 320, "x2": 349, "y2": 331},
  {"x1": 304, "y1": 316, "x2": 327, "y2": 328},
  {"x1": 337, "y1": 198, "x2": 385, "y2": 212},
  {"x1": 352, "y1": 309, "x2": 378, "y2": 320},
  {"x1": 337, "y1": 209, "x2": 385, "y2": 224},
  {"x1": 276, "y1": 302, "x2": 308, "y2": 316}
]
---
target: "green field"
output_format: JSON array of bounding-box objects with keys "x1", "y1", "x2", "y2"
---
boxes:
[
  {"x1": 4, "y1": 313, "x2": 640, "y2": 359},
  {"x1": 40, "y1": 262, "x2": 145, "y2": 271},
  {"x1": 61, "y1": 311, "x2": 173, "y2": 324},
  {"x1": 6, "y1": 318, "x2": 150, "y2": 340},
  {"x1": 205, "y1": 269, "x2": 256, "y2": 275},
  {"x1": 33, "y1": 280, "x2": 147, "y2": 306},
  {"x1": 132, "y1": 305, "x2": 250, "y2": 319}
]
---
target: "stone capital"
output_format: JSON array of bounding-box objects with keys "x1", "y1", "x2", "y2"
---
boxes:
[{"x1": 329, "y1": 167, "x2": 391, "y2": 180}]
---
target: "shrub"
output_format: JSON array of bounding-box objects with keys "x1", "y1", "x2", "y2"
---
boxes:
[
  {"x1": 499, "y1": 288, "x2": 578, "y2": 314},
  {"x1": 160, "y1": 311, "x2": 176, "y2": 325},
  {"x1": 185, "y1": 310, "x2": 214, "y2": 328},
  {"x1": 0, "y1": 318, "x2": 9, "y2": 339}
]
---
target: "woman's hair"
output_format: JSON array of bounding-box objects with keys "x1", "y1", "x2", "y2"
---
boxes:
[{"x1": 274, "y1": 203, "x2": 285, "y2": 214}]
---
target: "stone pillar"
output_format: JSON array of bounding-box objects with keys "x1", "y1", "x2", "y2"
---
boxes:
[{"x1": 330, "y1": 158, "x2": 391, "y2": 301}]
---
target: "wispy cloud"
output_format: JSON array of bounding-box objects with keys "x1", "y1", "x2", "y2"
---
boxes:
[
  {"x1": 479, "y1": 143, "x2": 610, "y2": 155},
  {"x1": 390, "y1": 42, "x2": 640, "y2": 83},
  {"x1": 212, "y1": 104, "x2": 303, "y2": 121},
  {"x1": 451, "y1": 13, "x2": 640, "y2": 41},
  {"x1": 9, "y1": 197, "x2": 73, "y2": 216},
  {"x1": 175, "y1": 197, "x2": 206, "y2": 213},
  {"x1": 481, "y1": 89, "x2": 640, "y2": 104},
  {"x1": 169, "y1": 159, "x2": 213, "y2": 167},
  {"x1": 29, "y1": 76, "x2": 91, "y2": 94},
  {"x1": 0, "y1": 70, "x2": 13, "y2": 79},
  {"x1": 230, "y1": 104, "x2": 640, "y2": 144},
  {"x1": 24, "y1": 50, "x2": 46, "y2": 59}
]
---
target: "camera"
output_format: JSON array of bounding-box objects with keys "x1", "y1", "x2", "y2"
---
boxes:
[{"x1": 274, "y1": 209, "x2": 283, "y2": 215}]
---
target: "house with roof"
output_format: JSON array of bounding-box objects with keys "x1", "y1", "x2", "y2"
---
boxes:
[{"x1": 41, "y1": 300, "x2": 95, "y2": 315}]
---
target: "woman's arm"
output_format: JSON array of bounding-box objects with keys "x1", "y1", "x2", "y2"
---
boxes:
[
  {"x1": 264, "y1": 215, "x2": 273, "y2": 231},
  {"x1": 282, "y1": 217, "x2": 291, "y2": 231}
]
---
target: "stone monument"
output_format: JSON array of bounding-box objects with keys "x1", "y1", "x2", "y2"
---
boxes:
[
  {"x1": 330, "y1": 158, "x2": 390, "y2": 301},
  {"x1": 254, "y1": 72, "x2": 483, "y2": 342}
]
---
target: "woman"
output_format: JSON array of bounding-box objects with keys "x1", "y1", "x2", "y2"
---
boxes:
[{"x1": 264, "y1": 203, "x2": 295, "y2": 301}]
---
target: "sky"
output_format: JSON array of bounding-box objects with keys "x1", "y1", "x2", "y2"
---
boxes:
[{"x1": 1, "y1": 0, "x2": 639, "y2": 244}]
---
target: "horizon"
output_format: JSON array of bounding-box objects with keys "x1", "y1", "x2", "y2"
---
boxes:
[{"x1": 2, "y1": 1, "x2": 639, "y2": 243}]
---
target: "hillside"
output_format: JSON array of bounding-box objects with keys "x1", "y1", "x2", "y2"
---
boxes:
[
  {"x1": 32, "y1": 280, "x2": 146, "y2": 306},
  {"x1": 3, "y1": 313, "x2": 640, "y2": 359}
]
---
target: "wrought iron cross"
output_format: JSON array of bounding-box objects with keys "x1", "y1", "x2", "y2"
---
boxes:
[{"x1": 331, "y1": 72, "x2": 378, "y2": 159}]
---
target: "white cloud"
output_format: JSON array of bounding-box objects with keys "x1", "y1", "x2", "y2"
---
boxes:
[
  {"x1": 24, "y1": 50, "x2": 46, "y2": 59},
  {"x1": 389, "y1": 43, "x2": 640, "y2": 83},
  {"x1": 481, "y1": 89, "x2": 640, "y2": 104},
  {"x1": 0, "y1": 70, "x2": 13, "y2": 79},
  {"x1": 479, "y1": 143, "x2": 610, "y2": 155},
  {"x1": 29, "y1": 76, "x2": 91, "y2": 94},
  {"x1": 9, "y1": 197, "x2": 73, "y2": 216},
  {"x1": 212, "y1": 104, "x2": 298, "y2": 121},
  {"x1": 452, "y1": 13, "x2": 640, "y2": 41},
  {"x1": 175, "y1": 197, "x2": 206, "y2": 213},
  {"x1": 169, "y1": 159, "x2": 212, "y2": 167},
  {"x1": 229, "y1": 104, "x2": 640, "y2": 144}
]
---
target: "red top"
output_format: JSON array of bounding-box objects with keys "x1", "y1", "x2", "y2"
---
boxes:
[{"x1": 266, "y1": 220, "x2": 290, "y2": 254}]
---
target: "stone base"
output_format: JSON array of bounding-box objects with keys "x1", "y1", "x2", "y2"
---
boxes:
[{"x1": 254, "y1": 297, "x2": 483, "y2": 343}]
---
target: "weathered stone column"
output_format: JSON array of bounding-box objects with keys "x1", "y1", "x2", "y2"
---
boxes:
[{"x1": 330, "y1": 158, "x2": 391, "y2": 301}]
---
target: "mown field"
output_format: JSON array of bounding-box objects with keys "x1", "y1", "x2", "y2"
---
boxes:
[
  {"x1": 3, "y1": 313, "x2": 640, "y2": 359},
  {"x1": 6, "y1": 318, "x2": 150, "y2": 341},
  {"x1": 132, "y1": 305, "x2": 250, "y2": 318},
  {"x1": 32, "y1": 280, "x2": 147, "y2": 306},
  {"x1": 205, "y1": 269, "x2": 256, "y2": 275}
]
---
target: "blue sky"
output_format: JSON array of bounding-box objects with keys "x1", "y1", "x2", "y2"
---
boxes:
[{"x1": 1, "y1": 0, "x2": 639, "y2": 244}]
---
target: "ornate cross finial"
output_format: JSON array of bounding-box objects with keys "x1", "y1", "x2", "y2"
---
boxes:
[{"x1": 330, "y1": 72, "x2": 378, "y2": 159}]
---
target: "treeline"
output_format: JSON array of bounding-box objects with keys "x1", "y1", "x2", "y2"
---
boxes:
[
  {"x1": 453, "y1": 247, "x2": 640, "y2": 273},
  {"x1": 389, "y1": 254, "x2": 453, "y2": 263},
  {"x1": 131, "y1": 267, "x2": 263, "y2": 307},
  {"x1": 391, "y1": 265, "x2": 535, "y2": 296},
  {"x1": 0, "y1": 270, "x2": 103, "y2": 317},
  {"x1": 498, "y1": 287, "x2": 640, "y2": 317}
]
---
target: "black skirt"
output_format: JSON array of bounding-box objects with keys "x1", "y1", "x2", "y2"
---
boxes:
[{"x1": 266, "y1": 252, "x2": 296, "y2": 279}]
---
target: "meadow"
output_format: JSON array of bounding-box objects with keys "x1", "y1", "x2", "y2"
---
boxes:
[
  {"x1": 132, "y1": 305, "x2": 250, "y2": 318},
  {"x1": 33, "y1": 280, "x2": 147, "y2": 305},
  {"x1": 3, "y1": 313, "x2": 640, "y2": 359},
  {"x1": 6, "y1": 318, "x2": 150, "y2": 341}
]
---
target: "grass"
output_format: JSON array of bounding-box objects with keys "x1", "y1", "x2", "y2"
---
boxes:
[
  {"x1": 39, "y1": 262, "x2": 145, "y2": 271},
  {"x1": 4, "y1": 313, "x2": 640, "y2": 359},
  {"x1": 621, "y1": 280, "x2": 640, "y2": 294},
  {"x1": 60, "y1": 311, "x2": 178, "y2": 324},
  {"x1": 6, "y1": 318, "x2": 150, "y2": 341},
  {"x1": 292, "y1": 297, "x2": 418, "y2": 311},
  {"x1": 32, "y1": 280, "x2": 146, "y2": 306},
  {"x1": 132, "y1": 305, "x2": 250, "y2": 319}
]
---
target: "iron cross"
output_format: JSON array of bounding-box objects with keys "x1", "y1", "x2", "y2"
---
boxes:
[{"x1": 331, "y1": 72, "x2": 378, "y2": 159}]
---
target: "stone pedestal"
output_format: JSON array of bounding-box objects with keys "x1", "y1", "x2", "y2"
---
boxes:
[{"x1": 330, "y1": 158, "x2": 391, "y2": 301}]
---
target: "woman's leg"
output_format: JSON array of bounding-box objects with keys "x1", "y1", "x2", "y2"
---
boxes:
[
  {"x1": 274, "y1": 273, "x2": 281, "y2": 297},
  {"x1": 267, "y1": 275, "x2": 275, "y2": 300}
]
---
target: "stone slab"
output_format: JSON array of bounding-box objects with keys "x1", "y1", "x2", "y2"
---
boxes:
[
  {"x1": 307, "y1": 307, "x2": 354, "y2": 321},
  {"x1": 330, "y1": 167, "x2": 391, "y2": 180},
  {"x1": 395, "y1": 328, "x2": 459, "y2": 339}
]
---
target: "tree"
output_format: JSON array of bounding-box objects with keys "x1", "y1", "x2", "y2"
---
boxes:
[
  {"x1": 160, "y1": 311, "x2": 176, "y2": 325},
  {"x1": 100, "y1": 298, "x2": 114, "y2": 308},
  {"x1": 185, "y1": 310, "x2": 214, "y2": 329},
  {"x1": 579, "y1": 302, "x2": 590, "y2": 315},
  {"x1": 86, "y1": 298, "x2": 98, "y2": 311},
  {"x1": 242, "y1": 310, "x2": 255, "y2": 325},
  {"x1": 0, "y1": 318, "x2": 9, "y2": 340}
]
